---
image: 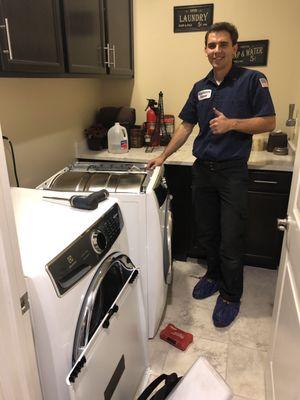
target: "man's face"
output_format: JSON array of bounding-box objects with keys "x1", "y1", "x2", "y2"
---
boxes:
[{"x1": 205, "y1": 31, "x2": 238, "y2": 71}]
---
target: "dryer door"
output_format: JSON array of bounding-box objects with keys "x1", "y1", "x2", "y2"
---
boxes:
[{"x1": 67, "y1": 253, "x2": 148, "y2": 400}]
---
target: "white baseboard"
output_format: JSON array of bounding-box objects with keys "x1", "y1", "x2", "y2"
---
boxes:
[{"x1": 265, "y1": 360, "x2": 275, "y2": 400}]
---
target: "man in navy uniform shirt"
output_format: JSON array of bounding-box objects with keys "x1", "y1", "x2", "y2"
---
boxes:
[{"x1": 147, "y1": 22, "x2": 275, "y2": 327}]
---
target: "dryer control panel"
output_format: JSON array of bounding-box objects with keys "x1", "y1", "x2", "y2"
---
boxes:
[{"x1": 46, "y1": 203, "x2": 123, "y2": 296}]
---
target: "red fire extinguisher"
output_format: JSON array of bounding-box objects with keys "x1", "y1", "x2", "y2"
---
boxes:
[{"x1": 145, "y1": 99, "x2": 158, "y2": 146}]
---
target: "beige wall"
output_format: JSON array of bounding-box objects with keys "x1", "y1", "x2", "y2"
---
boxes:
[
  {"x1": 2, "y1": 1, "x2": 300, "y2": 187},
  {"x1": 131, "y1": 0, "x2": 300, "y2": 131},
  {"x1": 293, "y1": 76, "x2": 300, "y2": 146},
  {"x1": 1, "y1": 77, "x2": 133, "y2": 188},
  {"x1": 1, "y1": 78, "x2": 100, "y2": 187}
]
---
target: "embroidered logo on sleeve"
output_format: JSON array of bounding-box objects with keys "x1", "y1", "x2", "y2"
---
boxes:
[
  {"x1": 198, "y1": 89, "x2": 212, "y2": 100},
  {"x1": 259, "y1": 78, "x2": 269, "y2": 88}
]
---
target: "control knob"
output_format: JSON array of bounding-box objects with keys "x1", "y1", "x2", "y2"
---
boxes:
[{"x1": 91, "y1": 229, "x2": 107, "y2": 254}]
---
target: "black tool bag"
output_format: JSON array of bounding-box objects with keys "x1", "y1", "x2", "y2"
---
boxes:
[{"x1": 137, "y1": 373, "x2": 181, "y2": 400}]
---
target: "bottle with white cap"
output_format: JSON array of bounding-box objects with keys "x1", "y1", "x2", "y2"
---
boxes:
[{"x1": 107, "y1": 122, "x2": 129, "y2": 154}]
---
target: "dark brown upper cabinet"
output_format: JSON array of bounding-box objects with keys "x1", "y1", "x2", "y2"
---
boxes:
[
  {"x1": 62, "y1": 0, "x2": 106, "y2": 74},
  {"x1": 104, "y1": 0, "x2": 133, "y2": 77},
  {"x1": 63, "y1": 0, "x2": 133, "y2": 77},
  {"x1": 0, "y1": 0, "x2": 65, "y2": 73},
  {"x1": 0, "y1": 0, "x2": 133, "y2": 77}
]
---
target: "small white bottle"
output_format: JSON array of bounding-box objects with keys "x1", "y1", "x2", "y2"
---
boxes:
[{"x1": 107, "y1": 122, "x2": 129, "y2": 154}]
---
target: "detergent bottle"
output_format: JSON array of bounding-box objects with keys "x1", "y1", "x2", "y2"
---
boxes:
[{"x1": 107, "y1": 122, "x2": 129, "y2": 154}]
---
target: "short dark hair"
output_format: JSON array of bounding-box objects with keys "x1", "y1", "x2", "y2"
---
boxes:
[{"x1": 205, "y1": 22, "x2": 239, "y2": 46}]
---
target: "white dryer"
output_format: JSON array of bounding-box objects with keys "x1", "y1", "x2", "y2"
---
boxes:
[
  {"x1": 37, "y1": 161, "x2": 173, "y2": 338},
  {"x1": 12, "y1": 188, "x2": 149, "y2": 400}
]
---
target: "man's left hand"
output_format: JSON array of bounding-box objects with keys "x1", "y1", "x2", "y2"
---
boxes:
[{"x1": 209, "y1": 108, "x2": 233, "y2": 134}]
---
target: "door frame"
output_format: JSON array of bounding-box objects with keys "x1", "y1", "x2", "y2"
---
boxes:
[
  {"x1": 265, "y1": 123, "x2": 300, "y2": 399},
  {"x1": 0, "y1": 130, "x2": 42, "y2": 399}
]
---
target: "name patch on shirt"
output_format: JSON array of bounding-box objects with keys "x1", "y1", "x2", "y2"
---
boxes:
[
  {"x1": 198, "y1": 89, "x2": 212, "y2": 101},
  {"x1": 259, "y1": 78, "x2": 269, "y2": 88}
]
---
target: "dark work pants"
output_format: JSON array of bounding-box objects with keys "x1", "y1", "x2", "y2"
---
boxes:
[{"x1": 192, "y1": 159, "x2": 249, "y2": 302}]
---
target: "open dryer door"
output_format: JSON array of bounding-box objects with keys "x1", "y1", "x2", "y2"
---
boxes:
[{"x1": 66, "y1": 253, "x2": 149, "y2": 400}]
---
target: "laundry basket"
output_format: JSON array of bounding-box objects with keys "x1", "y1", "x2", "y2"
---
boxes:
[{"x1": 166, "y1": 357, "x2": 232, "y2": 400}]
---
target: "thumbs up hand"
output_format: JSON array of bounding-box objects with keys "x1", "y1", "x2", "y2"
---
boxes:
[{"x1": 209, "y1": 107, "x2": 233, "y2": 134}]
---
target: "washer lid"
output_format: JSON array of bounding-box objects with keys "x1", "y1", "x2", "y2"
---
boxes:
[{"x1": 11, "y1": 187, "x2": 118, "y2": 277}]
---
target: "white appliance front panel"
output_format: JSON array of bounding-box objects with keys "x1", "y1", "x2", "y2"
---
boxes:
[{"x1": 12, "y1": 188, "x2": 129, "y2": 400}]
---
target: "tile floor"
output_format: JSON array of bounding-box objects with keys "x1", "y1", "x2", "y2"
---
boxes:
[{"x1": 148, "y1": 259, "x2": 277, "y2": 400}]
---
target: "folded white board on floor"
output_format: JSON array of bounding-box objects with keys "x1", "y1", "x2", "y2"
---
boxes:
[{"x1": 167, "y1": 356, "x2": 233, "y2": 400}]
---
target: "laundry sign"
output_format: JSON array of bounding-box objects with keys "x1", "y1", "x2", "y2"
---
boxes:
[
  {"x1": 234, "y1": 40, "x2": 269, "y2": 67},
  {"x1": 174, "y1": 4, "x2": 214, "y2": 33}
]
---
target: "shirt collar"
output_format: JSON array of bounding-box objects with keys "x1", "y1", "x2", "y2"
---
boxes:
[{"x1": 204, "y1": 63, "x2": 240, "y2": 85}]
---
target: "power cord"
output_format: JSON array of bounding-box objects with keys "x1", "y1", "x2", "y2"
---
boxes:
[{"x1": 2, "y1": 135, "x2": 20, "y2": 187}]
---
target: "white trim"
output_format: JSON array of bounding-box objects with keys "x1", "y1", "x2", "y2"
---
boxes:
[{"x1": 0, "y1": 128, "x2": 42, "y2": 399}]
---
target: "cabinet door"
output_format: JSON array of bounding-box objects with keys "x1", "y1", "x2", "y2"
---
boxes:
[
  {"x1": 0, "y1": 0, "x2": 64, "y2": 73},
  {"x1": 245, "y1": 170, "x2": 292, "y2": 269},
  {"x1": 63, "y1": 0, "x2": 106, "y2": 74},
  {"x1": 104, "y1": 0, "x2": 133, "y2": 77},
  {"x1": 244, "y1": 191, "x2": 289, "y2": 268}
]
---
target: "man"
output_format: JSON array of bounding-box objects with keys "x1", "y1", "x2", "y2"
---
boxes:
[{"x1": 147, "y1": 22, "x2": 276, "y2": 327}]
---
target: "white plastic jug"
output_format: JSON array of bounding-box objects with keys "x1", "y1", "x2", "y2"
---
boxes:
[{"x1": 107, "y1": 122, "x2": 129, "y2": 154}]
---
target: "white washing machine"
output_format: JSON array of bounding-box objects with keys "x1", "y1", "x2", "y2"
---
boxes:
[
  {"x1": 11, "y1": 188, "x2": 149, "y2": 400},
  {"x1": 37, "y1": 161, "x2": 173, "y2": 338}
]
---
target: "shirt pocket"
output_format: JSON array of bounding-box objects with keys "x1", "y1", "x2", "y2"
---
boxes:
[
  {"x1": 196, "y1": 98, "x2": 214, "y2": 123},
  {"x1": 229, "y1": 99, "x2": 252, "y2": 118}
]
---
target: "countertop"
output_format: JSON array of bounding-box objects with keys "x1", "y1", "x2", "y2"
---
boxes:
[{"x1": 76, "y1": 135, "x2": 294, "y2": 172}]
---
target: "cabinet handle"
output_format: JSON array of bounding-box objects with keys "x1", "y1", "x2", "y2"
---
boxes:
[
  {"x1": 104, "y1": 43, "x2": 111, "y2": 67},
  {"x1": 253, "y1": 180, "x2": 278, "y2": 185},
  {"x1": 105, "y1": 44, "x2": 115, "y2": 68},
  {"x1": 111, "y1": 44, "x2": 116, "y2": 69},
  {"x1": 0, "y1": 18, "x2": 13, "y2": 60},
  {"x1": 103, "y1": 44, "x2": 116, "y2": 68},
  {"x1": 277, "y1": 217, "x2": 289, "y2": 231}
]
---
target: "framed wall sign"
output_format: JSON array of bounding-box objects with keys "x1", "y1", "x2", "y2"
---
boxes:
[
  {"x1": 234, "y1": 40, "x2": 269, "y2": 67},
  {"x1": 174, "y1": 4, "x2": 214, "y2": 33}
]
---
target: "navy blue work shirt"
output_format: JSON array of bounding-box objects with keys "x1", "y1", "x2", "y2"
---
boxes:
[{"x1": 179, "y1": 64, "x2": 276, "y2": 161}]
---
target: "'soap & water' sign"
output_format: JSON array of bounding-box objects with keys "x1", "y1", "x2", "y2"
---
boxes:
[{"x1": 234, "y1": 40, "x2": 269, "y2": 67}]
